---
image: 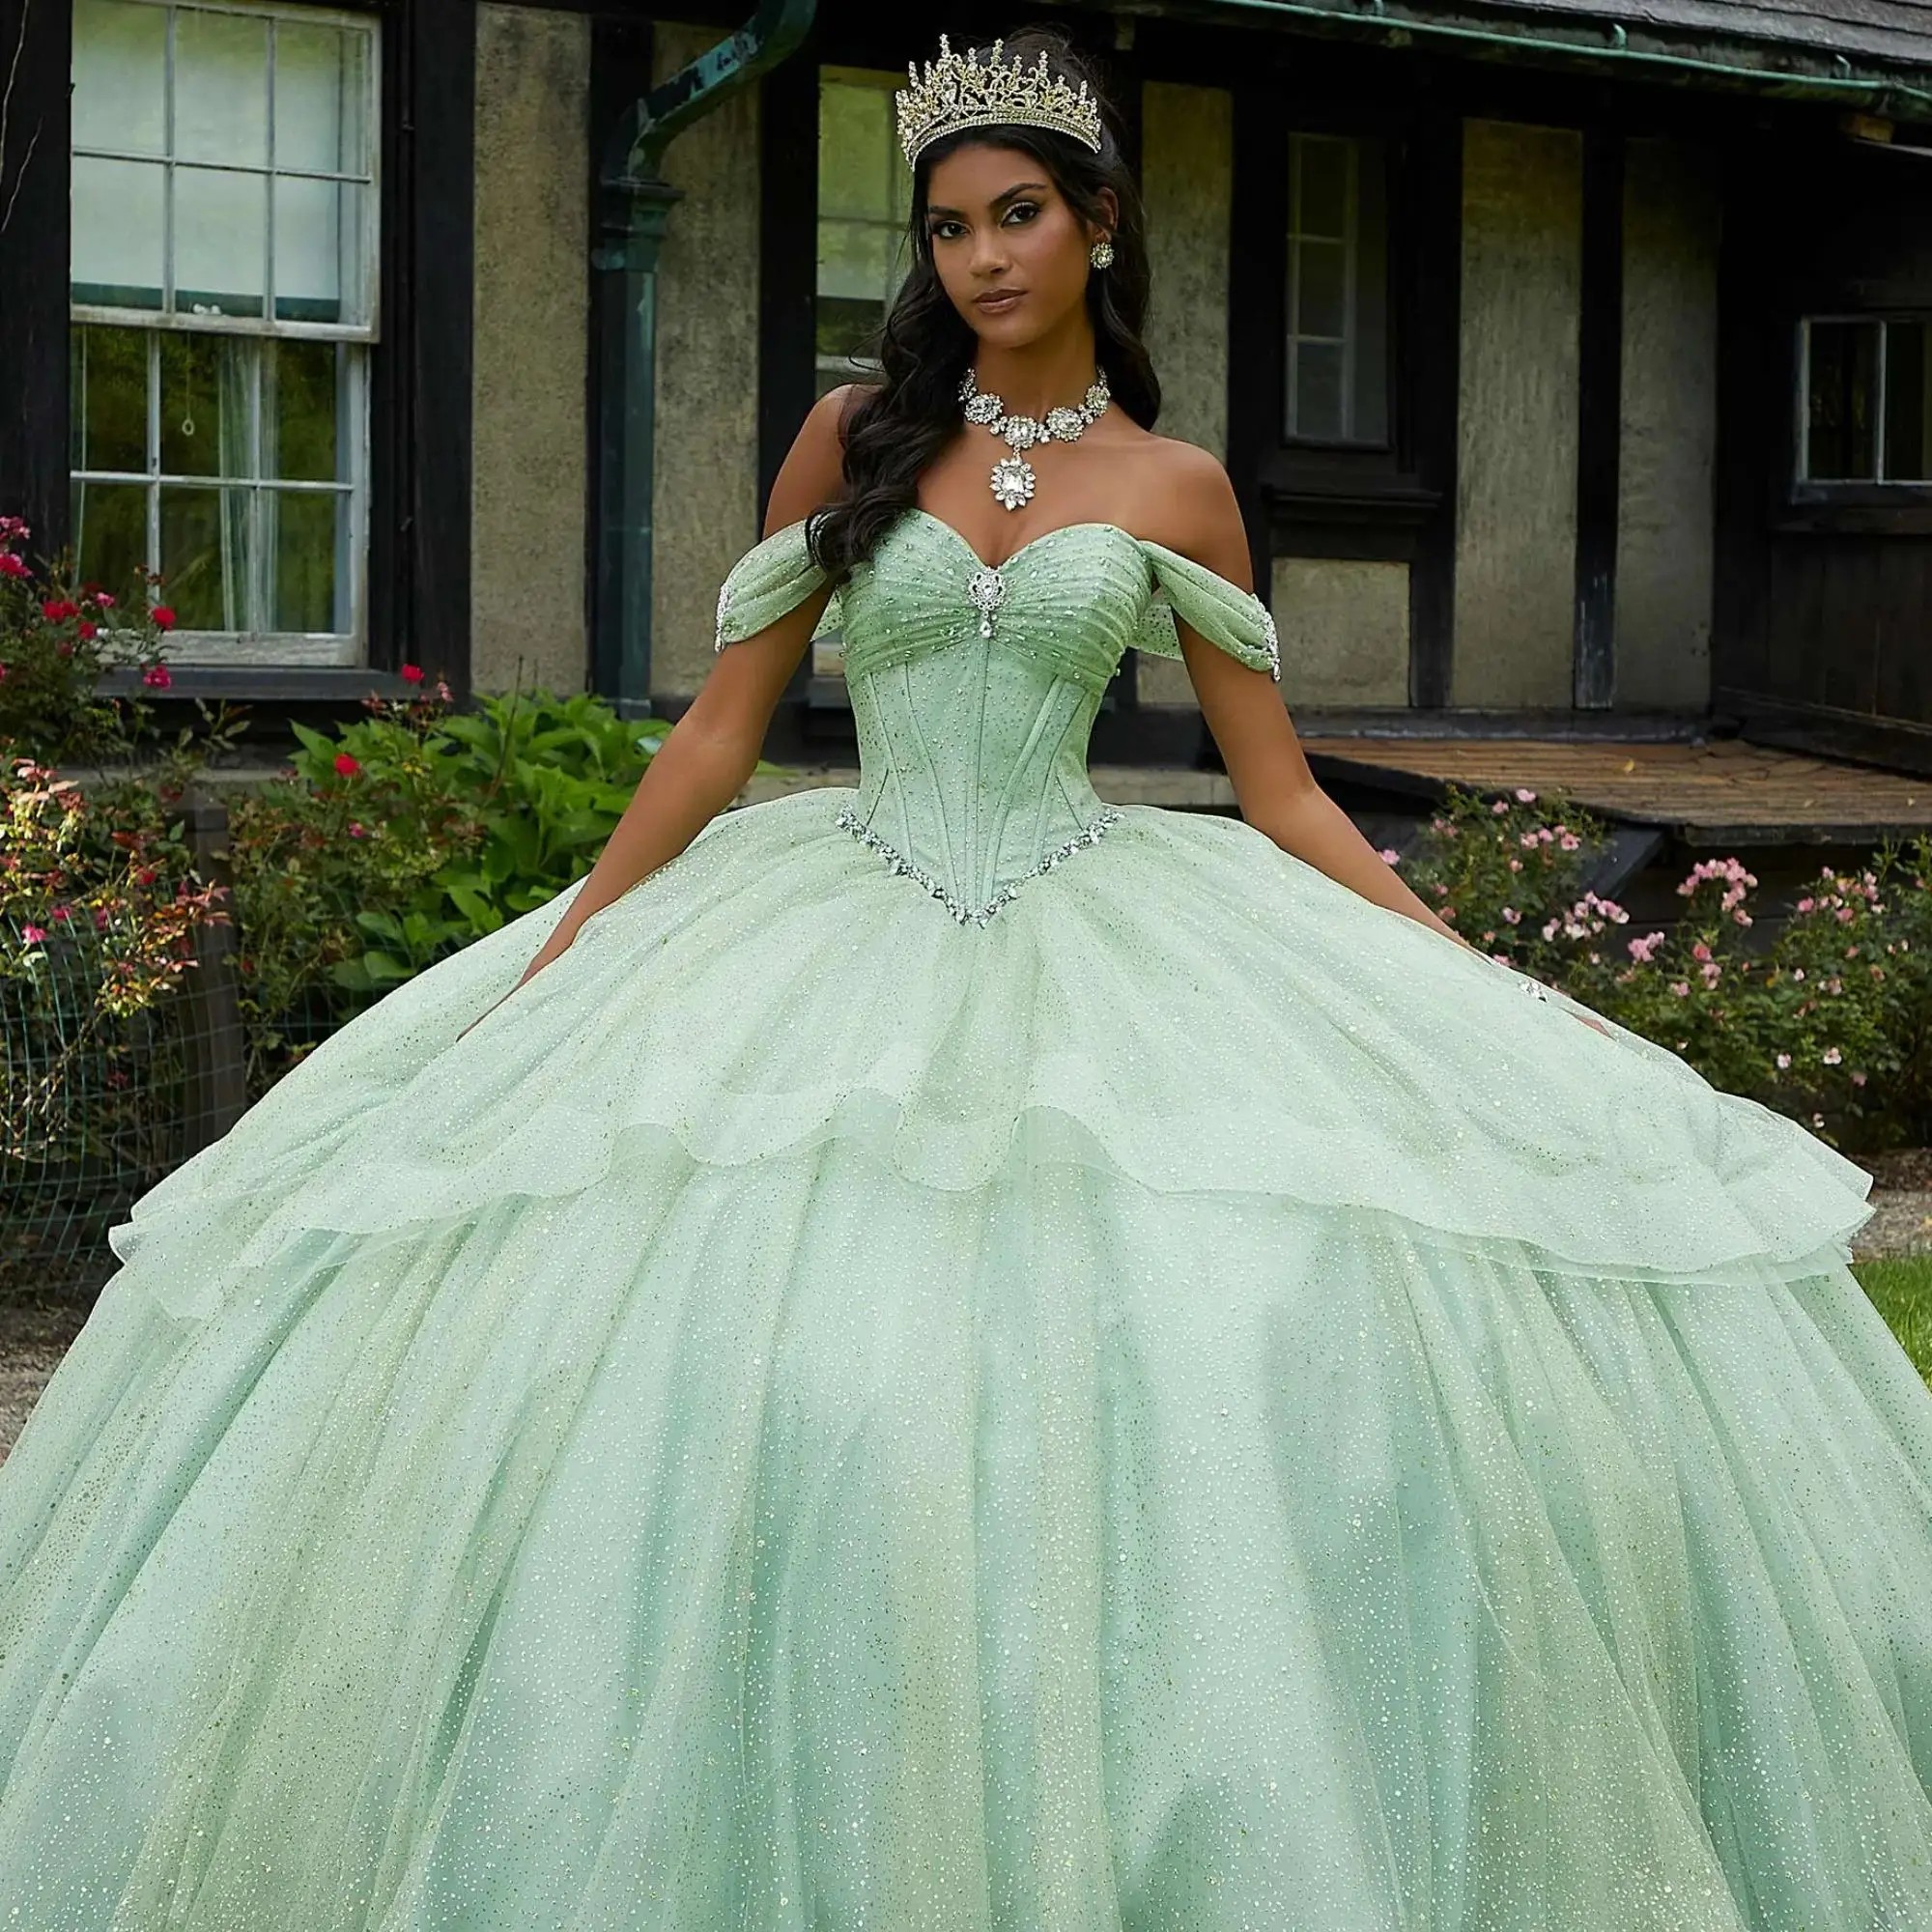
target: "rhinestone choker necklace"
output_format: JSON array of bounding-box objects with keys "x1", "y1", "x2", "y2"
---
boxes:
[{"x1": 959, "y1": 365, "x2": 1111, "y2": 511}]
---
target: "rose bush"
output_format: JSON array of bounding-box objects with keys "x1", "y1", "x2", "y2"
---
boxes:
[
  {"x1": 0, "y1": 516, "x2": 177, "y2": 765},
  {"x1": 1394, "y1": 781, "x2": 1932, "y2": 1149}
]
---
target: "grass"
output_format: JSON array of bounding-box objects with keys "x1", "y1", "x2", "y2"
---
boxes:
[{"x1": 1854, "y1": 1255, "x2": 1932, "y2": 1386}]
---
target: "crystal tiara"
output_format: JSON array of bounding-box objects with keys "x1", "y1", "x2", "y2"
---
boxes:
[{"x1": 895, "y1": 34, "x2": 1104, "y2": 171}]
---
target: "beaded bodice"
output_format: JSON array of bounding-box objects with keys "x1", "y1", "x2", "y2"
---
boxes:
[{"x1": 713, "y1": 506, "x2": 1280, "y2": 925}]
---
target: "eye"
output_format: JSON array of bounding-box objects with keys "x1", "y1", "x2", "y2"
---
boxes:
[{"x1": 1003, "y1": 201, "x2": 1039, "y2": 225}]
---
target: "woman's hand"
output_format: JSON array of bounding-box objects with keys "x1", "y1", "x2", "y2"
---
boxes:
[
  {"x1": 1519, "y1": 972, "x2": 1613, "y2": 1037},
  {"x1": 1443, "y1": 928, "x2": 1614, "y2": 1037},
  {"x1": 455, "y1": 921, "x2": 580, "y2": 1042}
]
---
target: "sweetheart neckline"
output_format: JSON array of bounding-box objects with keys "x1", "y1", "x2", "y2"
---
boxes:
[{"x1": 899, "y1": 506, "x2": 1147, "y2": 577}]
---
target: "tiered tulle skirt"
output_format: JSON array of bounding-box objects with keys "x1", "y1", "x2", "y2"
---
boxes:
[{"x1": 0, "y1": 786, "x2": 1927, "y2": 1929}]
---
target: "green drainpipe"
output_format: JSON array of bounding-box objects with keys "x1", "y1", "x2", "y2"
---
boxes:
[{"x1": 591, "y1": 0, "x2": 818, "y2": 719}]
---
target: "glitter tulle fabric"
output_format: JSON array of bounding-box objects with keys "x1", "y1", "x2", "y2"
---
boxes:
[{"x1": 1, "y1": 508, "x2": 1930, "y2": 1929}]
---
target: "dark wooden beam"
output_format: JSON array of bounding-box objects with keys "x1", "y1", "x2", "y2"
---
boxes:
[
  {"x1": 0, "y1": 0, "x2": 72, "y2": 556},
  {"x1": 388, "y1": 0, "x2": 474, "y2": 696},
  {"x1": 1226, "y1": 75, "x2": 1285, "y2": 605},
  {"x1": 1406, "y1": 99, "x2": 1462, "y2": 708},
  {"x1": 1574, "y1": 122, "x2": 1624, "y2": 708}
]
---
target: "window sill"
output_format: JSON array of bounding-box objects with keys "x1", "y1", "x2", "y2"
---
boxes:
[
  {"x1": 1773, "y1": 495, "x2": 1932, "y2": 535},
  {"x1": 96, "y1": 664, "x2": 418, "y2": 702}
]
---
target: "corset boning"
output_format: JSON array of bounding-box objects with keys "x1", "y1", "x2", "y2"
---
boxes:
[{"x1": 841, "y1": 642, "x2": 1117, "y2": 923}]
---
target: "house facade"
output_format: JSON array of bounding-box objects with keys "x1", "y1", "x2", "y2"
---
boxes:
[{"x1": 4, "y1": 0, "x2": 1931, "y2": 772}]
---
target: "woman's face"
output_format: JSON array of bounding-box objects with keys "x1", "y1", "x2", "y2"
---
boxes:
[{"x1": 922, "y1": 140, "x2": 1114, "y2": 342}]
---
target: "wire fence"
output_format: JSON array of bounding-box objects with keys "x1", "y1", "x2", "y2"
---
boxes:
[{"x1": 1, "y1": 789, "x2": 345, "y2": 1307}]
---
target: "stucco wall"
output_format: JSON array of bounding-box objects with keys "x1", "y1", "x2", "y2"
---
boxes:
[
  {"x1": 469, "y1": 5, "x2": 591, "y2": 697},
  {"x1": 1275, "y1": 557, "x2": 1410, "y2": 706},
  {"x1": 1616, "y1": 135, "x2": 1719, "y2": 710},
  {"x1": 1452, "y1": 119, "x2": 1583, "y2": 708},
  {"x1": 649, "y1": 21, "x2": 763, "y2": 700},
  {"x1": 1139, "y1": 79, "x2": 1232, "y2": 709}
]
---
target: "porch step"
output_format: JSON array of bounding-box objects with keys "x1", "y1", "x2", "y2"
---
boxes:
[{"x1": 1298, "y1": 736, "x2": 1932, "y2": 845}]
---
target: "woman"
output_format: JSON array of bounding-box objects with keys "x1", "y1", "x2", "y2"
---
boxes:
[{"x1": 0, "y1": 24, "x2": 1927, "y2": 1929}]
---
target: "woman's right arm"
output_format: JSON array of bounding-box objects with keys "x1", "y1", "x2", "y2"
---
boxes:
[{"x1": 459, "y1": 385, "x2": 862, "y2": 1034}]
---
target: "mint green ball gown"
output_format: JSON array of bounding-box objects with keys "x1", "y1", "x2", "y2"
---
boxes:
[{"x1": 0, "y1": 505, "x2": 1928, "y2": 1930}]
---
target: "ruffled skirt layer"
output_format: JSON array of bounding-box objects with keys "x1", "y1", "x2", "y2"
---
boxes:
[{"x1": 0, "y1": 787, "x2": 1925, "y2": 1928}]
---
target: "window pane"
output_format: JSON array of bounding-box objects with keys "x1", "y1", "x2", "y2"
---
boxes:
[
  {"x1": 1352, "y1": 150, "x2": 1390, "y2": 445},
  {"x1": 71, "y1": 0, "x2": 167, "y2": 155},
  {"x1": 267, "y1": 339, "x2": 342, "y2": 482},
  {"x1": 175, "y1": 166, "x2": 269, "y2": 317},
  {"x1": 273, "y1": 175, "x2": 367, "y2": 324},
  {"x1": 159, "y1": 331, "x2": 254, "y2": 478},
  {"x1": 1295, "y1": 341, "x2": 1345, "y2": 441},
  {"x1": 71, "y1": 480, "x2": 148, "y2": 592},
  {"x1": 71, "y1": 156, "x2": 165, "y2": 307},
  {"x1": 269, "y1": 489, "x2": 347, "y2": 631},
  {"x1": 816, "y1": 69, "x2": 908, "y2": 396},
  {"x1": 175, "y1": 7, "x2": 269, "y2": 168},
  {"x1": 1284, "y1": 134, "x2": 1389, "y2": 445},
  {"x1": 1295, "y1": 238, "x2": 1347, "y2": 341},
  {"x1": 1883, "y1": 320, "x2": 1932, "y2": 482},
  {"x1": 70, "y1": 326, "x2": 149, "y2": 473},
  {"x1": 159, "y1": 483, "x2": 249, "y2": 629},
  {"x1": 1294, "y1": 136, "x2": 1350, "y2": 241},
  {"x1": 819, "y1": 79, "x2": 894, "y2": 222},
  {"x1": 1805, "y1": 321, "x2": 1879, "y2": 479},
  {"x1": 274, "y1": 20, "x2": 370, "y2": 176},
  {"x1": 818, "y1": 215, "x2": 904, "y2": 306}
]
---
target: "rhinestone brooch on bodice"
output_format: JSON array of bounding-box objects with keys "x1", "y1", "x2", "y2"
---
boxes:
[{"x1": 965, "y1": 565, "x2": 1008, "y2": 637}]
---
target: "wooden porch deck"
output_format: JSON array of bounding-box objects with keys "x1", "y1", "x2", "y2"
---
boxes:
[{"x1": 1299, "y1": 736, "x2": 1932, "y2": 845}]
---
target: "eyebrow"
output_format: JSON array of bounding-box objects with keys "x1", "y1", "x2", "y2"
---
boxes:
[{"x1": 925, "y1": 180, "x2": 1051, "y2": 219}]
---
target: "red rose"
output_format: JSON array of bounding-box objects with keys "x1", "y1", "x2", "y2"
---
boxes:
[
  {"x1": 334, "y1": 752, "x2": 360, "y2": 777},
  {"x1": 0, "y1": 554, "x2": 29, "y2": 580},
  {"x1": 151, "y1": 605, "x2": 176, "y2": 629},
  {"x1": 77, "y1": 620, "x2": 98, "y2": 639},
  {"x1": 400, "y1": 662, "x2": 424, "y2": 684},
  {"x1": 142, "y1": 663, "x2": 172, "y2": 689}
]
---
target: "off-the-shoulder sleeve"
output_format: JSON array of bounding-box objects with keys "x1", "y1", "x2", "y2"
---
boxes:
[
  {"x1": 1132, "y1": 537, "x2": 1280, "y2": 682},
  {"x1": 713, "y1": 517, "x2": 843, "y2": 652}
]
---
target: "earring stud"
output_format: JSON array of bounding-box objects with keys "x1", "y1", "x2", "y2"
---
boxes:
[{"x1": 1089, "y1": 237, "x2": 1114, "y2": 269}]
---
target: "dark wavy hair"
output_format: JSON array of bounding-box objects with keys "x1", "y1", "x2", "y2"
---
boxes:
[{"x1": 807, "y1": 22, "x2": 1159, "y2": 587}]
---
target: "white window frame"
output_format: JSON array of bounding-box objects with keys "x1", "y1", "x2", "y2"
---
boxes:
[
  {"x1": 69, "y1": 0, "x2": 381, "y2": 665},
  {"x1": 1796, "y1": 312, "x2": 1932, "y2": 487}
]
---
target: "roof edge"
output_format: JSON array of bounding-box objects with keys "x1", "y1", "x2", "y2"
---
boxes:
[{"x1": 1129, "y1": 0, "x2": 1932, "y2": 114}]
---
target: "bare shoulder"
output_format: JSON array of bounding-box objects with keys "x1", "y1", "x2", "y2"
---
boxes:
[
  {"x1": 764, "y1": 382, "x2": 876, "y2": 536},
  {"x1": 818, "y1": 380, "x2": 880, "y2": 447},
  {"x1": 1141, "y1": 436, "x2": 1252, "y2": 592}
]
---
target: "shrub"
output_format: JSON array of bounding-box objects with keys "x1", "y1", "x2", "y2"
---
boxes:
[
  {"x1": 220, "y1": 674, "x2": 784, "y2": 1085},
  {"x1": 1396, "y1": 781, "x2": 1932, "y2": 1150},
  {"x1": 0, "y1": 516, "x2": 178, "y2": 765},
  {"x1": 1, "y1": 753, "x2": 230, "y2": 1225}
]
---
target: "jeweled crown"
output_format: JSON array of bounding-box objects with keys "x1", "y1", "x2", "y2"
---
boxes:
[{"x1": 895, "y1": 34, "x2": 1104, "y2": 171}]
